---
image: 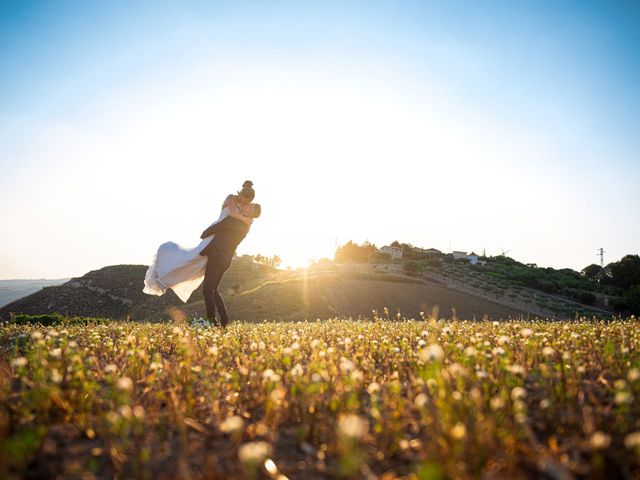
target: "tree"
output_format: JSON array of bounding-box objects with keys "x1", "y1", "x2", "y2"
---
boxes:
[
  {"x1": 606, "y1": 255, "x2": 640, "y2": 290},
  {"x1": 581, "y1": 264, "x2": 603, "y2": 281},
  {"x1": 624, "y1": 285, "x2": 640, "y2": 315},
  {"x1": 403, "y1": 260, "x2": 423, "y2": 274},
  {"x1": 371, "y1": 251, "x2": 392, "y2": 263},
  {"x1": 252, "y1": 254, "x2": 282, "y2": 268},
  {"x1": 334, "y1": 241, "x2": 376, "y2": 263}
]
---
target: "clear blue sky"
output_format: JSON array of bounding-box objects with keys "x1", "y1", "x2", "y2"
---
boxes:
[{"x1": 1, "y1": 0, "x2": 639, "y2": 278}]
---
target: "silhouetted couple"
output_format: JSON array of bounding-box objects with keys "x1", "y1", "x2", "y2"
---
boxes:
[{"x1": 143, "y1": 180, "x2": 261, "y2": 326}]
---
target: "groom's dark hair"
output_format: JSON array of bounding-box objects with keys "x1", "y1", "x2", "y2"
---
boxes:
[{"x1": 252, "y1": 204, "x2": 262, "y2": 219}]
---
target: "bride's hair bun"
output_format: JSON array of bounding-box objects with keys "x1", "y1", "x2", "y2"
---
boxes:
[{"x1": 239, "y1": 180, "x2": 256, "y2": 202}]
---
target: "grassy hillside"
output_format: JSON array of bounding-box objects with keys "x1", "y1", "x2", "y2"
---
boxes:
[
  {"x1": 337, "y1": 242, "x2": 639, "y2": 317},
  {"x1": 0, "y1": 257, "x2": 531, "y2": 322},
  {"x1": 381, "y1": 251, "x2": 611, "y2": 318},
  {"x1": 6, "y1": 253, "x2": 623, "y2": 322},
  {"x1": 422, "y1": 259, "x2": 610, "y2": 319},
  {"x1": 210, "y1": 271, "x2": 524, "y2": 321},
  {"x1": 0, "y1": 257, "x2": 276, "y2": 321}
]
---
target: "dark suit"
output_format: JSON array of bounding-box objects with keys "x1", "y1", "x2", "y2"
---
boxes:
[{"x1": 199, "y1": 216, "x2": 250, "y2": 326}]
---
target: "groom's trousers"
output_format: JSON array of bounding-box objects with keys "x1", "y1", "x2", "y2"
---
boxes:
[{"x1": 202, "y1": 249, "x2": 233, "y2": 327}]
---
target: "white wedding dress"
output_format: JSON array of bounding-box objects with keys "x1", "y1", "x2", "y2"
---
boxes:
[{"x1": 143, "y1": 208, "x2": 231, "y2": 303}]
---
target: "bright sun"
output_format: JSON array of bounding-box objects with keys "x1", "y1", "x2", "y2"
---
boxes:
[{"x1": 279, "y1": 248, "x2": 334, "y2": 270}]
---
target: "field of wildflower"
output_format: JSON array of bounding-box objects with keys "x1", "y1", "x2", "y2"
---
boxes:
[{"x1": 1, "y1": 317, "x2": 639, "y2": 479}]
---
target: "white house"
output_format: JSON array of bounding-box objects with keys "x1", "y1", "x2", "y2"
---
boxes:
[
  {"x1": 380, "y1": 245, "x2": 402, "y2": 260},
  {"x1": 452, "y1": 250, "x2": 467, "y2": 260}
]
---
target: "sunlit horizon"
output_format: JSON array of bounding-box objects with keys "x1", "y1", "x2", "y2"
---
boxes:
[{"x1": 1, "y1": 1, "x2": 639, "y2": 280}]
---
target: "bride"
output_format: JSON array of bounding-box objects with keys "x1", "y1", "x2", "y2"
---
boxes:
[{"x1": 143, "y1": 181, "x2": 257, "y2": 303}]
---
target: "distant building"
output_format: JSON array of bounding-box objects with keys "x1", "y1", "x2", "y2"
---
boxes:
[
  {"x1": 468, "y1": 252, "x2": 478, "y2": 265},
  {"x1": 380, "y1": 245, "x2": 403, "y2": 260},
  {"x1": 423, "y1": 248, "x2": 442, "y2": 259},
  {"x1": 452, "y1": 250, "x2": 467, "y2": 260}
]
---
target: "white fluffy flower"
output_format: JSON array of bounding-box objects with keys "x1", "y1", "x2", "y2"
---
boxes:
[
  {"x1": 625, "y1": 432, "x2": 640, "y2": 449},
  {"x1": 420, "y1": 344, "x2": 444, "y2": 363},
  {"x1": 590, "y1": 431, "x2": 611, "y2": 450},
  {"x1": 51, "y1": 368, "x2": 63, "y2": 384},
  {"x1": 116, "y1": 376, "x2": 134, "y2": 392},
  {"x1": 520, "y1": 328, "x2": 533, "y2": 338},
  {"x1": 11, "y1": 357, "x2": 28, "y2": 368},
  {"x1": 290, "y1": 363, "x2": 304, "y2": 377},
  {"x1": 220, "y1": 415, "x2": 244, "y2": 434},
  {"x1": 511, "y1": 386, "x2": 527, "y2": 401},
  {"x1": 238, "y1": 441, "x2": 272, "y2": 464},
  {"x1": 337, "y1": 414, "x2": 368, "y2": 439},
  {"x1": 104, "y1": 364, "x2": 118, "y2": 374}
]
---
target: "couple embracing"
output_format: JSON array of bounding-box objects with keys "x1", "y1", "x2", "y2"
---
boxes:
[{"x1": 143, "y1": 180, "x2": 261, "y2": 326}]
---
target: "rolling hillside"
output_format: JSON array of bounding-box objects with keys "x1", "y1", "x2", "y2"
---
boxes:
[{"x1": 0, "y1": 257, "x2": 531, "y2": 322}]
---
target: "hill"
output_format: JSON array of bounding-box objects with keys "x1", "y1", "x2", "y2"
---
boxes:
[
  {"x1": 0, "y1": 278, "x2": 69, "y2": 308},
  {"x1": 334, "y1": 241, "x2": 637, "y2": 317},
  {"x1": 0, "y1": 257, "x2": 531, "y2": 321},
  {"x1": 0, "y1": 258, "x2": 275, "y2": 321}
]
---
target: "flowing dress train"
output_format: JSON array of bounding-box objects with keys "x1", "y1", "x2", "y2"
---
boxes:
[{"x1": 143, "y1": 209, "x2": 230, "y2": 303}]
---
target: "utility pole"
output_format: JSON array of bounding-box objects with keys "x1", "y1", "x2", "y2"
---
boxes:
[
  {"x1": 596, "y1": 247, "x2": 606, "y2": 284},
  {"x1": 598, "y1": 247, "x2": 605, "y2": 269},
  {"x1": 597, "y1": 247, "x2": 608, "y2": 307}
]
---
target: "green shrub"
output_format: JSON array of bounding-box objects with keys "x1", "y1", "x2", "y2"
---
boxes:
[
  {"x1": 10, "y1": 313, "x2": 109, "y2": 326},
  {"x1": 425, "y1": 258, "x2": 442, "y2": 267},
  {"x1": 624, "y1": 285, "x2": 640, "y2": 315},
  {"x1": 577, "y1": 291, "x2": 597, "y2": 306},
  {"x1": 403, "y1": 260, "x2": 424, "y2": 274}
]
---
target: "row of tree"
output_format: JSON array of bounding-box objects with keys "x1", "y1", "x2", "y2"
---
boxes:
[
  {"x1": 333, "y1": 240, "x2": 435, "y2": 264},
  {"x1": 334, "y1": 241, "x2": 378, "y2": 263},
  {"x1": 581, "y1": 255, "x2": 640, "y2": 313},
  {"x1": 581, "y1": 255, "x2": 640, "y2": 289},
  {"x1": 249, "y1": 254, "x2": 282, "y2": 268}
]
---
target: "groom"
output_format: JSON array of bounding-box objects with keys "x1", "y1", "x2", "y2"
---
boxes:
[{"x1": 199, "y1": 203, "x2": 261, "y2": 327}]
